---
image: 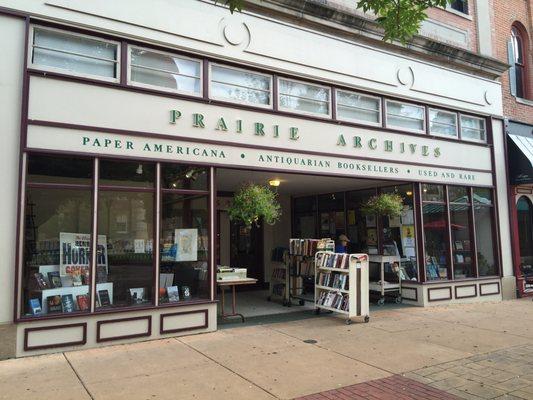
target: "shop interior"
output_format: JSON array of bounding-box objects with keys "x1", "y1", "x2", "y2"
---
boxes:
[{"x1": 215, "y1": 168, "x2": 419, "y2": 322}]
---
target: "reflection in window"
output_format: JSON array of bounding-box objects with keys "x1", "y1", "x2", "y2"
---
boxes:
[
  {"x1": 279, "y1": 78, "x2": 330, "y2": 116},
  {"x1": 429, "y1": 109, "x2": 458, "y2": 137},
  {"x1": 450, "y1": 202, "x2": 474, "y2": 279},
  {"x1": 97, "y1": 191, "x2": 154, "y2": 308},
  {"x1": 422, "y1": 184, "x2": 445, "y2": 202},
  {"x1": 423, "y1": 200, "x2": 449, "y2": 280},
  {"x1": 32, "y1": 27, "x2": 118, "y2": 79},
  {"x1": 460, "y1": 115, "x2": 486, "y2": 142},
  {"x1": 336, "y1": 90, "x2": 381, "y2": 124},
  {"x1": 386, "y1": 101, "x2": 425, "y2": 132},
  {"x1": 130, "y1": 47, "x2": 201, "y2": 95},
  {"x1": 160, "y1": 194, "x2": 209, "y2": 303},
  {"x1": 475, "y1": 205, "x2": 497, "y2": 276},
  {"x1": 23, "y1": 188, "x2": 93, "y2": 317},
  {"x1": 381, "y1": 185, "x2": 418, "y2": 281},
  {"x1": 210, "y1": 65, "x2": 271, "y2": 106}
]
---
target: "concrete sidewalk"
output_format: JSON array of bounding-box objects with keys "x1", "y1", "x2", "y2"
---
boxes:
[{"x1": 1, "y1": 298, "x2": 532, "y2": 399}]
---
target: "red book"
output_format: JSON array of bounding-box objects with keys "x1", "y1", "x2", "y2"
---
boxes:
[{"x1": 76, "y1": 294, "x2": 89, "y2": 311}]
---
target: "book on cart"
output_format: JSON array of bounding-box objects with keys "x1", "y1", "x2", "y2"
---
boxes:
[{"x1": 314, "y1": 251, "x2": 370, "y2": 324}]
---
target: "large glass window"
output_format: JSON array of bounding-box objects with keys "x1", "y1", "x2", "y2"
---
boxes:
[
  {"x1": 161, "y1": 165, "x2": 208, "y2": 191},
  {"x1": 210, "y1": 64, "x2": 272, "y2": 107},
  {"x1": 429, "y1": 109, "x2": 458, "y2": 138},
  {"x1": 473, "y1": 188, "x2": 497, "y2": 276},
  {"x1": 278, "y1": 78, "x2": 331, "y2": 117},
  {"x1": 31, "y1": 27, "x2": 119, "y2": 80},
  {"x1": 318, "y1": 192, "x2": 345, "y2": 239},
  {"x1": 511, "y1": 26, "x2": 527, "y2": 99},
  {"x1": 386, "y1": 100, "x2": 425, "y2": 132},
  {"x1": 460, "y1": 115, "x2": 486, "y2": 142},
  {"x1": 293, "y1": 196, "x2": 317, "y2": 238},
  {"x1": 345, "y1": 189, "x2": 378, "y2": 255},
  {"x1": 422, "y1": 184, "x2": 449, "y2": 280},
  {"x1": 129, "y1": 46, "x2": 201, "y2": 95},
  {"x1": 22, "y1": 155, "x2": 94, "y2": 318},
  {"x1": 449, "y1": 187, "x2": 474, "y2": 279},
  {"x1": 381, "y1": 185, "x2": 418, "y2": 281},
  {"x1": 336, "y1": 90, "x2": 381, "y2": 125},
  {"x1": 96, "y1": 161, "x2": 155, "y2": 309},
  {"x1": 160, "y1": 194, "x2": 209, "y2": 303}
]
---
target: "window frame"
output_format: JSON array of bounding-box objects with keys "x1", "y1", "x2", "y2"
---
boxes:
[
  {"x1": 428, "y1": 108, "x2": 458, "y2": 138},
  {"x1": 277, "y1": 77, "x2": 332, "y2": 118},
  {"x1": 208, "y1": 63, "x2": 273, "y2": 109},
  {"x1": 460, "y1": 114, "x2": 487, "y2": 143},
  {"x1": 511, "y1": 24, "x2": 529, "y2": 100},
  {"x1": 447, "y1": 0, "x2": 469, "y2": 15},
  {"x1": 127, "y1": 44, "x2": 203, "y2": 97},
  {"x1": 29, "y1": 25, "x2": 121, "y2": 83},
  {"x1": 335, "y1": 89, "x2": 382, "y2": 127},
  {"x1": 384, "y1": 100, "x2": 426, "y2": 134}
]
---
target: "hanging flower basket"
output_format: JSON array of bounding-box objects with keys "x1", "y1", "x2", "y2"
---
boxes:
[
  {"x1": 228, "y1": 183, "x2": 282, "y2": 228},
  {"x1": 361, "y1": 193, "x2": 404, "y2": 217}
]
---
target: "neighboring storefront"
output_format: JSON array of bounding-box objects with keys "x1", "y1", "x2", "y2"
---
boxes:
[
  {"x1": 0, "y1": 1, "x2": 514, "y2": 358},
  {"x1": 505, "y1": 120, "x2": 533, "y2": 297}
]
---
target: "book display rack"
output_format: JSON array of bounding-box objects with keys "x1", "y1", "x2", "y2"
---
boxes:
[
  {"x1": 267, "y1": 251, "x2": 290, "y2": 306},
  {"x1": 368, "y1": 255, "x2": 402, "y2": 306},
  {"x1": 314, "y1": 251, "x2": 370, "y2": 324},
  {"x1": 287, "y1": 239, "x2": 334, "y2": 306}
]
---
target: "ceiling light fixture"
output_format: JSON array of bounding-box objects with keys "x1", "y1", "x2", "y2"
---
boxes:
[
  {"x1": 269, "y1": 179, "x2": 281, "y2": 187},
  {"x1": 406, "y1": 191, "x2": 413, "y2": 196}
]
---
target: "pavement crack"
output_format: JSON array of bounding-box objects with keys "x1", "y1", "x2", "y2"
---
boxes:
[
  {"x1": 63, "y1": 352, "x2": 95, "y2": 400},
  {"x1": 175, "y1": 337, "x2": 279, "y2": 399}
]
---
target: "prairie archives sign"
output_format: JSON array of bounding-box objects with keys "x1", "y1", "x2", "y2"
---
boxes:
[{"x1": 26, "y1": 125, "x2": 493, "y2": 186}]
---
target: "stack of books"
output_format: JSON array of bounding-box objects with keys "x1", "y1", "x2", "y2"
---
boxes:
[
  {"x1": 317, "y1": 272, "x2": 349, "y2": 290},
  {"x1": 316, "y1": 253, "x2": 350, "y2": 269},
  {"x1": 316, "y1": 290, "x2": 349, "y2": 311}
]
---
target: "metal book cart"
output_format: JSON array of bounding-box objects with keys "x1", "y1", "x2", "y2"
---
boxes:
[
  {"x1": 314, "y1": 252, "x2": 370, "y2": 324},
  {"x1": 287, "y1": 239, "x2": 334, "y2": 307},
  {"x1": 368, "y1": 255, "x2": 402, "y2": 306}
]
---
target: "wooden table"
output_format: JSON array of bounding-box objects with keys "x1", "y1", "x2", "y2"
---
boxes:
[{"x1": 217, "y1": 278, "x2": 257, "y2": 322}]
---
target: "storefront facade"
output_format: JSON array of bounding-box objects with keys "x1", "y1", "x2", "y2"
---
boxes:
[{"x1": 0, "y1": 0, "x2": 514, "y2": 358}]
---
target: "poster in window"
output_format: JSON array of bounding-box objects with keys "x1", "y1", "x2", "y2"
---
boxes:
[
  {"x1": 367, "y1": 228, "x2": 378, "y2": 245},
  {"x1": 59, "y1": 233, "x2": 107, "y2": 278},
  {"x1": 401, "y1": 226, "x2": 416, "y2": 247},
  {"x1": 174, "y1": 229, "x2": 198, "y2": 262}
]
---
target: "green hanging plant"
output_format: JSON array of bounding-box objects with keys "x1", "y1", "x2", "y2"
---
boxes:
[
  {"x1": 361, "y1": 193, "x2": 404, "y2": 217},
  {"x1": 228, "y1": 183, "x2": 282, "y2": 228}
]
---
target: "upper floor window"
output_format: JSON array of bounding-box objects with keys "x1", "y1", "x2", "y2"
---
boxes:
[
  {"x1": 30, "y1": 26, "x2": 119, "y2": 81},
  {"x1": 278, "y1": 78, "x2": 331, "y2": 117},
  {"x1": 510, "y1": 25, "x2": 529, "y2": 99},
  {"x1": 385, "y1": 100, "x2": 425, "y2": 133},
  {"x1": 460, "y1": 115, "x2": 486, "y2": 142},
  {"x1": 209, "y1": 64, "x2": 272, "y2": 107},
  {"x1": 129, "y1": 46, "x2": 201, "y2": 96},
  {"x1": 336, "y1": 89, "x2": 381, "y2": 126},
  {"x1": 429, "y1": 108, "x2": 458, "y2": 138},
  {"x1": 449, "y1": 0, "x2": 468, "y2": 14}
]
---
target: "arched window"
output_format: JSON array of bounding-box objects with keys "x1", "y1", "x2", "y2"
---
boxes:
[{"x1": 510, "y1": 24, "x2": 529, "y2": 99}]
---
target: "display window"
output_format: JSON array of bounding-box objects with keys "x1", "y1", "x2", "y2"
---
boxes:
[{"x1": 19, "y1": 155, "x2": 213, "y2": 319}]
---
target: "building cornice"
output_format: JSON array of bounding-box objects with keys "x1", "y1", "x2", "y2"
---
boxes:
[{"x1": 241, "y1": 0, "x2": 509, "y2": 80}]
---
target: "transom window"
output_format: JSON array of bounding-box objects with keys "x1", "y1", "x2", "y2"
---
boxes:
[
  {"x1": 30, "y1": 27, "x2": 119, "y2": 81},
  {"x1": 209, "y1": 64, "x2": 272, "y2": 107},
  {"x1": 129, "y1": 46, "x2": 202, "y2": 95},
  {"x1": 429, "y1": 108, "x2": 458, "y2": 138},
  {"x1": 278, "y1": 78, "x2": 331, "y2": 117},
  {"x1": 336, "y1": 90, "x2": 381, "y2": 125},
  {"x1": 460, "y1": 115, "x2": 486, "y2": 142},
  {"x1": 385, "y1": 100, "x2": 425, "y2": 133}
]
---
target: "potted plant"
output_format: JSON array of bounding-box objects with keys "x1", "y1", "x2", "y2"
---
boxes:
[
  {"x1": 228, "y1": 183, "x2": 282, "y2": 228},
  {"x1": 361, "y1": 193, "x2": 404, "y2": 218}
]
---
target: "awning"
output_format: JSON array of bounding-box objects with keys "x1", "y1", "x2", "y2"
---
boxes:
[{"x1": 507, "y1": 121, "x2": 533, "y2": 185}]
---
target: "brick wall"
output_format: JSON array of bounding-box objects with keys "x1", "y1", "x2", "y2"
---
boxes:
[{"x1": 491, "y1": 0, "x2": 533, "y2": 124}]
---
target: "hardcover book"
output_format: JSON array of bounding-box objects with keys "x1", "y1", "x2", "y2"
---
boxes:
[
  {"x1": 76, "y1": 294, "x2": 89, "y2": 311},
  {"x1": 98, "y1": 289, "x2": 111, "y2": 307},
  {"x1": 47, "y1": 271, "x2": 62, "y2": 288},
  {"x1": 61, "y1": 294, "x2": 75, "y2": 312},
  {"x1": 129, "y1": 288, "x2": 146, "y2": 304},
  {"x1": 47, "y1": 295, "x2": 63, "y2": 313},
  {"x1": 181, "y1": 286, "x2": 191, "y2": 300},
  {"x1": 167, "y1": 286, "x2": 180, "y2": 302},
  {"x1": 28, "y1": 298, "x2": 42, "y2": 315},
  {"x1": 34, "y1": 273, "x2": 49, "y2": 290}
]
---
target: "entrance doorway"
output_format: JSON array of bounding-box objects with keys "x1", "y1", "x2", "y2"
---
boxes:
[{"x1": 230, "y1": 220, "x2": 264, "y2": 285}]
